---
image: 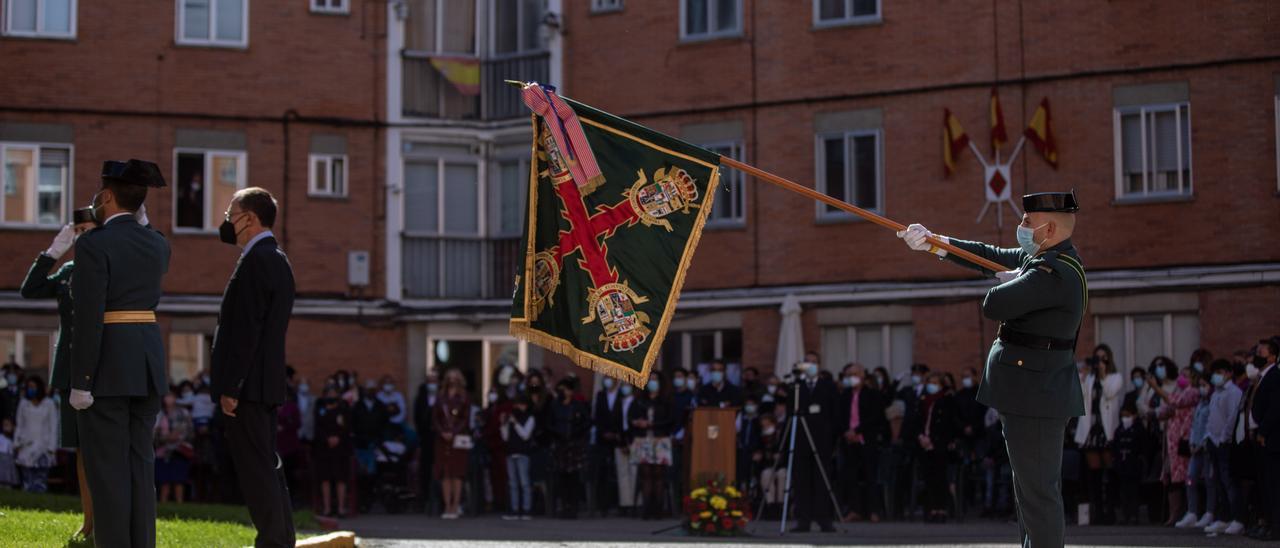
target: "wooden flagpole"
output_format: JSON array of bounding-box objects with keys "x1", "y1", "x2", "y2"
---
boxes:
[{"x1": 719, "y1": 156, "x2": 1009, "y2": 274}]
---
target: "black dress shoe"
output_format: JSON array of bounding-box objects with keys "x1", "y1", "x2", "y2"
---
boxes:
[
  {"x1": 790, "y1": 526, "x2": 811, "y2": 533},
  {"x1": 819, "y1": 524, "x2": 837, "y2": 533}
]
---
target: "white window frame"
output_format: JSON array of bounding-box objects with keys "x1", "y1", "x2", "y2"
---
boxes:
[
  {"x1": 488, "y1": 0, "x2": 543, "y2": 56},
  {"x1": 491, "y1": 155, "x2": 529, "y2": 238},
  {"x1": 2, "y1": 0, "x2": 76, "y2": 38},
  {"x1": 664, "y1": 328, "x2": 743, "y2": 374},
  {"x1": 310, "y1": 0, "x2": 348, "y2": 15},
  {"x1": 408, "y1": 0, "x2": 479, "y2": 55},
  {"x1": 1112, "y1": 102, "x2": 1193, "y2": 201},
  {"x1": 167, "y1": 331, "x2": 209, "y2": 383},
  {"x1": 0, "y1": 328, "x2": 56, "y2": 374},
  {"x1": 814, "y1": 128, "x2": 883, "y2": 221},
  {"x1": 812, "y1": 0, "x2": 881, "y2": 28},
  {"x1": 1094, "y1": 312, "x2": 1198, "y2": 377},
  {"x1": 591, "y1": 0, "x2": 623, "y2": 14},
  {"x1": 401, "y1": 147, "x2": 487, "y2": 297},
  {"x1": 308, "y1": 153, "x2": 348, "y2": 198},
  {"x1": 698, "y1": 139, "x2": 746, "y2": 227},
  {"x1": 171, "y1": 148, "x2": 248, "y2": 234},
  {"x1": 821, "y1": 323, "x2": 908, "y2": 375},
  {"x1": 0, "y1": 141, "x2": 72, "y2": 229},
  {"x1": 679, "y1": 0, "x2": 742, "y2": 42},
  {"x1": 175, "y1": 0, "x2": 249, "y2": 49}
]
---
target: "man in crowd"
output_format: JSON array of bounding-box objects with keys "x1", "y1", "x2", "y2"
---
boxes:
[{"x1": 697, "y1": 360, "x2": 742, "y2": 408}]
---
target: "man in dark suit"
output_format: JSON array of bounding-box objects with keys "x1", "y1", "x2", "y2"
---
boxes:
[
  {"x1": 1248, "y1": 339, "x2": 1280, "y2": 540},
  {"x1": 696, "y1": 360, "x2": 743, "y2": 408},
  {"x1": 836, "y1": 364, "x2": 888, "y2": 522},
  {"x1": 210, "y1": 187, "x2": 297, "y2": 547},
  {"x1": 787, "y1": 360, "x2": 840, "y2": 532},
  {"x1": 69, "y1": 159, "x2": 170, "y2": 548},
  {"x1": 592, "y1": 377, "x2": 624, "y2": 516}
]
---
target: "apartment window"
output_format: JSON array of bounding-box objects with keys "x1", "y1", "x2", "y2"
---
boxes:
[
  {"x1": 177, "y1": 0, "x2": 247, "y2": 47},
  {"x1": 591, "y1": 0, "x2": 623, "y2": 13},
  {"x1": 491, "y1": 0, "x2": 542, "y2": 55},
  {"x1": 169, "y1": 332, "x2": 211, "y2": 384},
  {"x1": 699, "y1": 141, "x2": 745, "y2": 226},
  {"x1": 1115, "y1": 104, "x2": 1192, "y2": 199},
  {"x1": 309, "y1": 154, "x2": 347, "y2": 197},
  {"x1": 310, "y1": 0, "x2": 347, "y2": 14},
  {"x1": 1095, "y1": 312, "x2": 1199, "y2": 377},
  {"x1": 660, "y1": 328, "x2": 743, "y2": 384},
  {"x1": 814, "y1": 0, "x2": 879, "y2": 26},
  {"x1": 3, "y1": 0, "x2": 75, "y2": 38},
  {"x1": 680, "y1": 0, "x2": 741, "y2": 41},
  {"x1": 816, "y1": 130, "x2": 881, "y2": 220},
  {"x1": 403, "y1": 145, "x2": 491, "y2": 298},
  {"x1": 0, "y1": 329, "x2": 54, "y2": 383},
  {"x1": 174, "y1": 150, "x2": 246, "y2": 232},
  {"x1": 491, "y1": 157, "x2": 528, "y2": 237},
  {"x1": 821, "y1": 323, "x2": 913, "y2": 377},
  {"x1": 406, "y1": 0, "x2": 477, "y2": 54},
  {"x1": 1, "y1": 143, "x2": 70, "y2": 227}
]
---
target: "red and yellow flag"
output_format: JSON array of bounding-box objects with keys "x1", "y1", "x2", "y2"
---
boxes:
[
  {"x1": 1024, "y1": 97, "x2": 1058, "y2": 168},
  {"x1": 943, "y1": 108, "x2": 970, "y2": 177},
  {"x1": 429, "y1": 55, "x2": 480, "y2": 96},
  {"x1": 989, "y1": 88, "x2": 1008, "y2": 152}
]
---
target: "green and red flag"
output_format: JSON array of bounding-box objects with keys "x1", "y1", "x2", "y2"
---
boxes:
[{"x1": 510, "y1": 83, "x2": 722, "y2": 386}]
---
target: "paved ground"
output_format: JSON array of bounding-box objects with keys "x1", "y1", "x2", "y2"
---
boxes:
[{"x1": 338, "y1": 515, "x2": 1249, "y2": 547}]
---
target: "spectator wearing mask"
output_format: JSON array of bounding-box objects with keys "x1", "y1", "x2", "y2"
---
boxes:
[
  {"x1": 1075, "y1": 344, "x2": 1124, "y2": 525},
  {"x1": 911, "y1": 372, "x2": 960, "y2": 523},
  {"x1": 1247, "y1": 339, "x2": 1280, "y2": 540},
  {"x1": 502, "y1": 396, "x2": 536, "y2": 520},
  {"x1": 1188, "y1": 349, "x2": 1214, "y2": 380},
  {"x1": 741, "y1": 367, "x2": 764, "y2": 403},
  {"x1": 0, "y1": 417, "x2": 16, "y2": 488},
  {"x1": 376, "y1": 376, "x2": 407, "y2": 425},
  {"x1": 892, "y1": 363, "x2": 930, "y2": 519},
  {"x1": 616, "y1": 381, "x2": 639, "y2": 515},
  {"x1": 788, "y1": 359, "x2": 839, "y2": 533},
  {"x1": 836, "y1": 363, "x2": 887, "y2": 523},
  {"x1": 1178, "y1": 373, "x2": 1214, "y2": 529},
  {"x1": 155, "y1": 390, "x2": 195, "y2": 503},
  {"x1": 735, "y1": 395, "x2": 762, "y2": 498},
  {"x1": 756, "y1": 413, "x2": 785, "y2": 517},
  {"x1": 433, "y1": 368, "x2": 471, "y2": 519},
  {"x1": 696, "y1": 360, "x2": 742, "y2": 408},
  {"x1": 352, "y1": 379, "x2": 386, "y2": 511},
  {"x1": 13, "y1": 375, "x2": 57, "y2": 493},
  {"x1": 1149, "y1": 364, "x2": 1200, "y2": 526},
  {"x1": 955, "y1": 367, "x2": 986, "y2": 444},
  {"x1": 277, "y1": 388, "x2": 303, "y2": 504},
  {"x1": 1112, "y1": 404, "x2": 1146, "y2": 524},
  {"x1": 414, "y1": 370, "x2": 440, "y2": 511},
  {"x1": 296, "y1": 378, "x2": 314, "y2": 442},
  {"x1": 629, "y1": 372, "x2": 675, "y2": 520},
  {"x1": 313, "y1": 385, "x2": 352, "y2": 518},
  {"x1": 592, "y1": 375, "x2": 625, "y2": 517},
  {"x1": 1203, "y1": 360, "x2": 1245, "y2": 535},
  {"x1": 550, "y1": 378, "x2": 590, "y2": 519},
  {"x1": 1, "y1": 361, "x2": 23, "y2": 423}
]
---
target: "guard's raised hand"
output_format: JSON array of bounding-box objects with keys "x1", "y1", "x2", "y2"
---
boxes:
[
  {"x1": 895, "y1": 224, "x2": 947, "y2": 256},
  {"x1": 45, "y1": 223, "x2": 77, "y2": 260}
]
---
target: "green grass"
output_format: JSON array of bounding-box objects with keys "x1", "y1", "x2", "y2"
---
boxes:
[{"x1": 0, "y1": 488, "x2": 318, "y2": 547}]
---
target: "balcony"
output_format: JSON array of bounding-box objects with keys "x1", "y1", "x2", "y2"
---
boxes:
[
  {"x1": 402, "y1": 234, "x2": 522, "y2": 299},
  {"x1": 401, "y1": 50, "x2": 550, "y2": 121}
]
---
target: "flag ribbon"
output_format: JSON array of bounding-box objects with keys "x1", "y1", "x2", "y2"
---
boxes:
[{"x1": 521, "y1": 83, "x2": 607, "y2": 195}]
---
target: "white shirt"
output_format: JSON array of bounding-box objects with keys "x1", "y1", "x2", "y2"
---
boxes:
[
  {"x1": 14, "y1": 398, "x2": 58, "y2": 468},
  {"x1": 242, "y1": 229, "x2": 275, "y2": 257},
  {"x1": 104, "y1": 212, "x2": 132, "y2": 225}
]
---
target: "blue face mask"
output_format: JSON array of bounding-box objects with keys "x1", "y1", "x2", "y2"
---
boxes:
[
  {"x1": 925, "y1": 383, "x2": 941, "y2": 395},
  {"x1": 673, "y1": 377, "x2": 686, "y2": 389},
  {"x1": 1211, "y1": 373, "x2": 1226, "y2": 387},
  {"x1": 1154, "y1": 366, "x2": 1167, "y2": 380},
  {"x1": 910, "y1": 375, "x2": 922, "y2": 386},
  {"x1": 1132, "y1": 378, "x2": 1145, "y2": 390},
  {"x1": 603, "y1": 377, "x2": 615, "y2": 390},
  {"x1": 1016, "y1": 223, "x2": 1047, "y2": 256},
  {"x1": 806, "y1": 363, "x2": 819, "y2": 378},
  {"x1": 620, "y1": 384, "x2": 633, "y2": 396},
  {"x1": 710, "y1": 371, "x2": 725, "y2": 384},
  {"x1": 744, "y1": 404, "x2": 758, "y2": 415},
  {"x1": 646, "y1": 380, "x2": 659, "y2": 393},
  {"x1": 25, "y1": 388, "x2": 38, "y2": 399}
]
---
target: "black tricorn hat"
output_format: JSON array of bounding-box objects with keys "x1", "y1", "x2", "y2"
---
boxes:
[
  {"x1": 1022, "y1": 190, "x2": 1079, "y2": 213},
  {"x1": 101, "y1": 159, "x2": 166, "y2": 188},
  {"x1": 72, "y1": 207, "x2": 95, "y2": 225}
]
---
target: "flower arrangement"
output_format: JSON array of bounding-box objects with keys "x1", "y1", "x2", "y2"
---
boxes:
[{"x1": 683, "y1": 479, "x2": 750, "y2": 536}]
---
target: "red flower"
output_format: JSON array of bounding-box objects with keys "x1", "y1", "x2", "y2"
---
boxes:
[
  {"x1": 695, "y1": 501, "x2": 708, "y2": 511},
  {"x1": 704, "y1": 523, "x2": 716, "y2": 533},
  {"x1": 721, "y1": 518, "x2": 733, "y2": 528}
]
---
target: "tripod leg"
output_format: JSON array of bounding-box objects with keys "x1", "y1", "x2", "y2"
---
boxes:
[
  {"x1": 749, "y1": 417, "x2": 793, "y2": 532},
  {"x1": 799, "y1": 417, "x2": 846, "y2": 527},
  {"x1": 779, "y1": 415, "x2": 800, "y2": 535}
]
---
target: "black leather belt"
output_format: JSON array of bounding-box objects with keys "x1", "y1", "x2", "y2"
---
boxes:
[{"x1": 996, "y1": 324, "x2": 1075, "y2": 351}]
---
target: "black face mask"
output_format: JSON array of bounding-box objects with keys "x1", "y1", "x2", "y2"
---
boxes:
[
  {"x1": 1254, "y1": 355, "x2": 1268, "y2": 368},
  {"x1": 219, "y1": 218, "x2": 239, "y2": 245}
]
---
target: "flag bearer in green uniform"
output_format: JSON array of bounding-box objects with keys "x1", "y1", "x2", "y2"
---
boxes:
[
  {"x1": 68, "y1": 159, "x2": 170, "y2": 548},
  {"x1": 897, "y1": 191, "x2": 1087, "y2": 548}
]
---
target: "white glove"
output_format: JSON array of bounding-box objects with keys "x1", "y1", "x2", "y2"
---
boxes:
[
  {"x1": 995, "y1": 270, "x2": 1020, "y2": 283},
  {"x1": 136, "y1": 204, "x2": 149, "y2": 226},
  {"x1": 895, "y1": 223, "x2": 948, "y2": 256},
  {"x1": 45, "y1": 223, "x2": 76, "y2": 259},
  {"x1": 69, "y1": 389, "x2": 94, "y2": 410}
]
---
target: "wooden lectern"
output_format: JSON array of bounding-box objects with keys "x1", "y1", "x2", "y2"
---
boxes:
[{"x1": 685, "y1": 407, "x2": 737, "y2": 486}]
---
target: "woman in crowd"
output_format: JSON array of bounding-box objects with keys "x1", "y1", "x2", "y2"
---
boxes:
[
  {"x1": 313, "y1": 384, "x2": 353, "y2": 517},
  {"x1": 155, "y1": 390, "x2": 194, "y2": 503},
  {"x1": 13, "y1": 375, "x2": 57, "y2": 494},
  {"x1": 756, "y1": 412, "x2": 785, "y2": 517},
  {"x1": 628, "y1": 371, "x2": 675, "y2": 520},
  {"x1": 549, "y1": 378, "x2": 590, "y2": 519},
  {"x1": 433, "y1": 368, "x2": 472, "y2": 519},
  {"x1": 915, "y1": 372, "x2": 960, "y2": 523},
  {"x1": 1179, "y1": 372, "x2": 1215, "y2": 529},
  {"x1": 1149, "y1": 362, "x2": 1200, "y2": 525},
  {"x1": 1076, "y1": 344, "x2": 1124, "y2": 524}
]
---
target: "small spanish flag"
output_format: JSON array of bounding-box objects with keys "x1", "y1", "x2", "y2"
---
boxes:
[
  {"x1": 989, "y1": 88, "x2": 1008, "y2": 152},
  {"x1": 1024, "y1": 97, "x2": 1058, "y2": 168},
  {"x1": 943, "y1": 108, "x2": 970, "y2": 177},
  {"x1": 429, "y1": 55, "x2": 481, "y2": 96}
]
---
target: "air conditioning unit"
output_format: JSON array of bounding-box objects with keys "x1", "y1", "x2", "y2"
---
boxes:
[{"x1": 348, "y1": 251, "x2": 370, "y2": 287}]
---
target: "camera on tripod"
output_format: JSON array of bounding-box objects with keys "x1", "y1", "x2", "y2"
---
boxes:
[{"x1": 780, "y1": 361, "x2": 817, "y2": 386}]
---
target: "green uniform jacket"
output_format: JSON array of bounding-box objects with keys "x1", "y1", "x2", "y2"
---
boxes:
[
  {"x1": 19, "y1": 254, "x2": 74, "y2": 391},
  {"x1": 944, "y1": 238, "x2": 1087, "y2": 419},
  {"x1": 70, "y1": 214, "x2": 170, "y2": 397}
]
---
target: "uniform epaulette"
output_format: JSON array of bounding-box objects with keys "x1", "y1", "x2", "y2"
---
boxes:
[{"x1": 1028, "y1": 252, "x2": 1061, "y2": 277}]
